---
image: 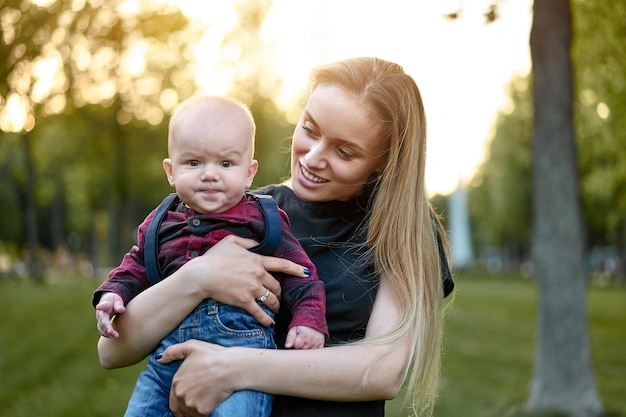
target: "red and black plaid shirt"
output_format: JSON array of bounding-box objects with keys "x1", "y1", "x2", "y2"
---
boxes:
[{"x1": 94, "y1": 194, "x2": 328, "y2": 338}]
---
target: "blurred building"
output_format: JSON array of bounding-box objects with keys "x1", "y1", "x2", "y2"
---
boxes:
[{"x1": 448, "y1": 182, "x2": 474, "y2": 268}]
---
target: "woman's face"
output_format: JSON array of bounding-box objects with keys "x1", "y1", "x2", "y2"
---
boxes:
[{"x1": 290, "y1": 84, "x2": 387, "y2": 202}]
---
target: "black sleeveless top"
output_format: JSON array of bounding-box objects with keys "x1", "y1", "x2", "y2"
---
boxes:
[{"x1": 264, "y1": 185, "x2": 385, "y2": 417}]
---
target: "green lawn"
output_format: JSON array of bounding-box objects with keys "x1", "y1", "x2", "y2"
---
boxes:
[
  {"x1": 1, "y1": 274, "x2": 624, "y2": 417},
  {"x1": 388, "y1": 274, "x2": 626, "y2": 417}
]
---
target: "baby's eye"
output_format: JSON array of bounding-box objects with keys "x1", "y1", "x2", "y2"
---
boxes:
[
  {"x1": 189, "y1": 160, "x2": 200, "y2": 167},
  {"x1": 219, "y1": 161, "x2": 232, "y2": 168}
]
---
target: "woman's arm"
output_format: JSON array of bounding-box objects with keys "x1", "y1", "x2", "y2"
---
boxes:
[
  {"x1": 160, "y1": 279, "x2": 412, "y2": 416},
  {"x1": 98, "y1": 235, "x2": 307, "y2": 369}
]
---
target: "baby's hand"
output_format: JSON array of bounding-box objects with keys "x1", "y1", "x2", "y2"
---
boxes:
[
  {"x1": 95, "y1": 292, "x2": 126, "y2": 338},
  {"x1": 284, "y1": 325, "x2": 325, "y2": 349}
]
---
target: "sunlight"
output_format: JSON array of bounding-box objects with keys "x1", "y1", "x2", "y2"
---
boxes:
[
  {"x1": 1, "y1": 8, "x2": 20, "y2": 44},
  {"x1": 187, "y1": 3, "x2": 239, "y2": 96},
  {"x1": 31, "y1": 0, "x2": 55, "y2": 6},
  {"x1": 44, "y1": 94, "x2": 67, "y2": 116},
  {"x1": 261, "y1": 0, "x2": 533, "y2": 195},
  {"x1": 159, "y1": 88, "x2": 179, "y2": 112},
  {"x1": 159, "y1": 0, "x2": 533, "y2": 194},
  {"x1": 596, "y1": 102, "x2": 610, "y2": 120},
  {"x1": 31, "y1": 54, "x2": 63, "y2": 103},
  {"x1": 123, "y1": 40, "x2": 148, "y2": 76},
  {"x1": 0, "y1": 93, "x2": 28, "y2": 132},
  {"x1": 118, "y1": 0, "x2": 142, "y2": 16}
]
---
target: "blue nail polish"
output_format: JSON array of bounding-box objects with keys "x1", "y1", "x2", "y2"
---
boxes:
[
  {"x1": 154, "y1": 352, "x2": 163, "y2": 360},
  {"x1": 303, "y1": 268, "x2": 311, "y2": 276}
]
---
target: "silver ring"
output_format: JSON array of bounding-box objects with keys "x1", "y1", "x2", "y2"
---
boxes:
[{"x1": 256, "y1": 289, "x2": 270, "y2": 302}]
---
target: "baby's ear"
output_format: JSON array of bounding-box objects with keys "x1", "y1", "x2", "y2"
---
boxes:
[
  {"x1": 163, "y1": 159, "x2": 175, "y2": 187},
  {"x1": 246, "y1": 159, "x2": 259, "y2": 187}
]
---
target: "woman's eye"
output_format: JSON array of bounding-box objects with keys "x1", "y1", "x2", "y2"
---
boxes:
[
  {"x1": 337, "y1": 147, "x2": 353, "y2": 160},
  {"x1": 301, "y1": 122, "x2": 318, "y2": 137}
]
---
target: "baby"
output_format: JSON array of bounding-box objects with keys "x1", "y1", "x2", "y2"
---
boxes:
[{"x1": 93, "y1": 95, "x2": 327, "y2": 417}]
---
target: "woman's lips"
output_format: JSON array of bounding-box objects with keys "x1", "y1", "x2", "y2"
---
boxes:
[{"x1": 300, "y1": 164, "x2": 328, "y2": 184}]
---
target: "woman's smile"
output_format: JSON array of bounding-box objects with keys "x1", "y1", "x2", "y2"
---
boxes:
[{"x1": 299, "y1": 163, "x2": 328, "y2": 184}]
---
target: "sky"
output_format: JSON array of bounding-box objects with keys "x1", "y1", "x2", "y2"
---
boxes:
[{"x1": 168, "y1": 0, "x2": 533, "y2": 195}]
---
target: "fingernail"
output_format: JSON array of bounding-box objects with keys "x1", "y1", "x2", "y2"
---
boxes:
[
  {"x1": 154, "y1": 352, "x2": 163, "y2": 360},
  {"x1": 303, "y1": 268, "x2": 311, "y2": 276}
]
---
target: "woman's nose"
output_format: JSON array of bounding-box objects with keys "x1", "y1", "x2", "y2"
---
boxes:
[{"x1": 304, "y1": 142, "x2": 327, "y2": 169}]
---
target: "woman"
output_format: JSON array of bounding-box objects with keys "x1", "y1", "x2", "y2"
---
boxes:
[{"x1": 98, "y1": 57, "x2": 454, "y2": 417}]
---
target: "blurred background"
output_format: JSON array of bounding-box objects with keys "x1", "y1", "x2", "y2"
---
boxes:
[{"x1": 0, "y1": 0, "x2": 624, "y2": 416}]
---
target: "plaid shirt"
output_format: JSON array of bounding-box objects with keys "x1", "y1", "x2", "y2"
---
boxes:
[{"x1": 94, "y1": 194, "x2": 328, "y2": 338}]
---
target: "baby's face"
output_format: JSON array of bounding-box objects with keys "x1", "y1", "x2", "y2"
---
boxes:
[{"x1": 164, "y1": 102, "x2": 257, "y2": 214}]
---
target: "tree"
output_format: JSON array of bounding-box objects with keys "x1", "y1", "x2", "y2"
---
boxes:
[
  {"x1": 468, "y1": 75, "x2": 533, "y2": 268},
  {"x1": 0, "y1": 0, "x2": 199, "y2": 273},
  {"x1": 527, "y1": 0, "x2": 602, "y2": 415},
  {"x1": 573, "y1": 0, "x2": 626, "y2": 282},
  {"x1": 449, "y1": 1, "x2": 609, "y2": 414},
  {"x1": 0, "y1": 0, "x2": 58, "y2": 278},
  {"x1": 466, "y1": 0, "x2": 626, "y2": 279}
]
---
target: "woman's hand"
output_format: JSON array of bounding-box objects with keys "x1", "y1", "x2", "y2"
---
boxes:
[
  {"x1": 156, "y1": 280, "x2": 411, "y2": 411},
  {"x1": 97, "y1": 234, "x2": 310, "y2": 369},
  {"x1": 158, "y1": 340, "x2": 236, "y2": 417},
  {"x1": 182, "y1": 234, "x2": 309, "y2": 326}
]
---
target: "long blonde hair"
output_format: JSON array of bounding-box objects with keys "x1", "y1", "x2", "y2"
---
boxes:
[{"x1": 310, "y1": 57, "x2": 450, "y2": 417}]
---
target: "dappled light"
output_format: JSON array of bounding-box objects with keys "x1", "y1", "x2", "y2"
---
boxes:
[
  {"x1": 0, "y1": 93, "x2": 32, "y2": 131},
  {"x1": 0, "y1": 0, "x2": 623, "y2": 280},
  {"x1": 596, "y1": 102, "x2": 610, "y2": 120},
  {"x1": 0, "y1": 0, "x2": 199, "y2": 131}
]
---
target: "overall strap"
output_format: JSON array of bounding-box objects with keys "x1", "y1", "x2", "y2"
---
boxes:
[
  {"x1": 144, "y1": 192, "x2": 282, "y2": 286},
  {"x1": 247, "y1": 193, "x2": 282, "y2": 256},
  {"x1": 145, "y1": 193, "x2": 180, "y2": 286}
]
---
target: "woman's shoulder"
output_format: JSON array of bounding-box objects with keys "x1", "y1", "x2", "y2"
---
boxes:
[{"x1": 256, "y1": 183, "x2": 295, "y2": 207}]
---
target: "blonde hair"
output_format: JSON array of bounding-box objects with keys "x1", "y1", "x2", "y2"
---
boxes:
[{"x1": 310, "y1": 57, "x2": 451, "y2": 417}]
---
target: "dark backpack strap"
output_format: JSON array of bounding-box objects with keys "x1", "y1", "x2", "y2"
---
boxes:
[
  {"x1": 437, "y1": 231, "x2": 455, "y2": 298},
  {"x1": 145, "y1": 192, "x2": 281, "y2": 286},
  {"x1": 145, "y1": 193, "x2": 180, "y2": 286},
  {"x1": 247, "y1": 193, "x2": 282, "y2": 256}
]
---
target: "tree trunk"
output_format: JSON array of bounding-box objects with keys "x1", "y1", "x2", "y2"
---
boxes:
[
  {"x1": 22, "y1": 132, "x2": 42, "y2": 280},
  {"x1": 527, "y1": 0, "x2": 602, "y2": 416},
  {"x1": 49, "y1": 185, "x2": 64, "y2": 251},
  {"x1": 110, "y1": 101, "x2": 135, "y2": 265}
]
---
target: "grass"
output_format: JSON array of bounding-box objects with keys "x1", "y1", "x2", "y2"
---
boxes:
[
  {"x1": 0, "y1": 274, "x2": 624, "y2": 417},
  {"x1": 0, "y1": 279, "x2": 144, "y2": 417},
  {"x1": 387, "y1": 273, "x2": 626, "y2": 417}
]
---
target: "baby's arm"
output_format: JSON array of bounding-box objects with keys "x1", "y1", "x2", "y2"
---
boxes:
[
  {"x1": 95, "y1": 292, "x2": 126, "y2": 339},
  {"x1": 284, "y1": 325, "x2": 325, "y2": 349}
]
